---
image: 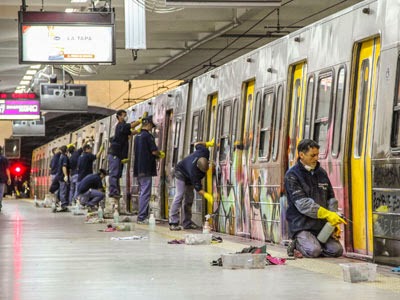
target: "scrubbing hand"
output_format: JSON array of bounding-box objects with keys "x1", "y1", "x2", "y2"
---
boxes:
[
  {"x1": 159, "y1": 151, "x2": 165, "y2": 159},
  {"x1": 317, "y1": 206, "x2": 347, "y2": 226},
  {"x1": 203, "y1": 192, "x2": 213, "y2": 203},
  {"x1": 205, "y1": 138, "x2": 215, "y2": 148}
]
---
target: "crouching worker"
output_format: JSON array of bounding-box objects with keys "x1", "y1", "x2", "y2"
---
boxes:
[
  {"x1": 284, "y1": 139, "x2": 347, "y2": 258},
  {"x1": 169, "y1": 139, "x2": 214, "y2": 231},
  {"x1": 77, "y1": 169, "x2": 107, "y2": 211}
]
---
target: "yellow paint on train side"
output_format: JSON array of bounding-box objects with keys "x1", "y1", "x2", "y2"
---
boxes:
[
  {"x1": 206, "y1": 93, "x2": 218, "y2": 214},
  {"x1": 287, "y1": 62, "x2": 307, "y2": 168},
  {"x1": 350, "y1": 37, "x2": 380, "y2": 255}
]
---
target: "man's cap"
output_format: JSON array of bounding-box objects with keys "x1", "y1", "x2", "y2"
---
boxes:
[
  {"x1": 142, "y1": 115, "x2": 155, "y2": 126},
  {"x1": 67, "y1": 143, "x2": 75, "y2": 150}
]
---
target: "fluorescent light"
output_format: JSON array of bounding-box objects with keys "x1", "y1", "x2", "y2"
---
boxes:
[
  {"x1": 71, "y1": 0, "x2": 88, "y2": 3},
  {"x1": 125, "y1": 0, "x2": 146, "y2": 49},
  {"x1": 30, "y1": 65, "x2": 41, "y2": 69},
  {"x1": 19, "y1": 80, "x2": 30, "y2": 85},
  {"x1": 65, "y1": 8, "x2": 80, "y2": 12},
  {"x1": 26, "y1": 70, "x2": 37, "y2": 75},
  {"x1": 23, "y1": 75, "x2": 33, "y2": 80}
]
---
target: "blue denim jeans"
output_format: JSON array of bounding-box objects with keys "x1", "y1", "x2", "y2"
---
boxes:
[
  {"x1": 108, "y1": 154, "x2": 122, "y2": 196},
  {"x1": 80, "y1": 189, "x2": 104, "y2": 207},
  {"x1": 169, "y1": 178, "x2": 194, "y2": 227},
  {"x1": 69, "y1": 174, "x2": 79, "y2": 204},
  {"x1": 0, "y1": 183, "x2": 5, "y2": 209},
  {"x1": 137, "y1": 176, "x2": 152, "y2": 221}
]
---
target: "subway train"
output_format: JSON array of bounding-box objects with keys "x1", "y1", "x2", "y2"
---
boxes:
[{"x1": 31, "y1": 0, "x2": 400, "y2": 265}]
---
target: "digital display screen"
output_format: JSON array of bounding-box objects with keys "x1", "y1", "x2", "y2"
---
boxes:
[
  {"x1": 18, "y1": 11, "x2": 115, "y2": 65},
  {"x1": 0, "y1": 93, "x2": 40, "y2": 120}
]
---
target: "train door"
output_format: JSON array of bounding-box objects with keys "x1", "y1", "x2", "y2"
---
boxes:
[
  {"x1": 160, "y1": 109, "x2": 173, "y2": 219},
  {"x1": 242, "y1": 80, "x2": 255, "y2": 161},
  {"x1": 287, "y1": 63, "x2": 307, "y2": 168},
  {"x1": 349, "y1": 37, "x2": 380, "y2": 255},
  {"x1": 205, "y1": 94, "x2": 218, "y2": 215}
]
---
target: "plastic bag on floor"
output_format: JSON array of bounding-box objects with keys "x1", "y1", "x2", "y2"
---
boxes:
[{"x1": 110, "y1": 236, "x2": 148, "y2": 241}]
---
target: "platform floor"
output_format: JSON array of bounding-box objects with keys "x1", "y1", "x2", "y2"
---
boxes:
[{"x1": 0, "y1": 198, "x2": 399, "y2": 300}]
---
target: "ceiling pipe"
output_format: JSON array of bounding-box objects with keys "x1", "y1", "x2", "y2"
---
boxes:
[{"x1": 145, "y1": 19, "x2": 241, "y2": 74}]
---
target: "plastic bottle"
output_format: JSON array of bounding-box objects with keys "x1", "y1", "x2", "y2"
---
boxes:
[
  {"x1": 203, "y1": 214, "x2": 211, "y2": 234},
  {"x1": 149, "y1": 213, "x2": 156, "y2": 230},
  {"x1": 98, "y1": 206, "x2": 103, "y2": 219},
  {"x1": 34, "y1": 195, "x2": 38, "y2": 206},
  {"x1": 317, "y1": 222, "x2": 335, "y2": 243},
  {"x1": 113, "y1": 208, "x2": 119, "y2": 224}
]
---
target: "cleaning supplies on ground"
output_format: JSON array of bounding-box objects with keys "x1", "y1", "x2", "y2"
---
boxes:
[
  {"x1": 113, "y1": 208, "x2": 119, "y2": 224},
  {"x1": 149, "y1": 213, "x2": 156, "y2": 230},
  {"x1": 98, "y1": 206, "x2": 103, "y2": 219},
  {"x1": 202, "y1": 214, "x2": 211, "y2": 234},
  {"x1": 111, "y1": 235, "x2": 148, "y2": 241}
]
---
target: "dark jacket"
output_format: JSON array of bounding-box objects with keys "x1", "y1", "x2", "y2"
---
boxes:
[
  {"x1": 50, "y1": 153, "x2": 61, "y2": 175},
  {"x1": 175, "y1": 144, "x2": 209, "y2": 192},
  {"x1": 0, "y1": 155, "x2": 9, "y2": 183},
  {"x1": 133, "y1": 129, "x2": 158, "y2": 177},
  {"x1": 69, "y1": 148, "x2": 83, "y2": 176},
  {"x1": 110, "y1": 121, "x2": 132, "y2": 159},
  {"x1": 284, "y1": 160, "x2": 337, "y2": 238}
]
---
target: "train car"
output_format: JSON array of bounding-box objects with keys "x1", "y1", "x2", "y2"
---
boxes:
[{"x1": 30, "y1": 0, "x2": 399, "y2": 266}]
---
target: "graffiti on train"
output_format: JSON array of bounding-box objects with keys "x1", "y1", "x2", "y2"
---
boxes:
[
  {"x1": 373, "y1": 213, "x2": 400, "y2": 240},
  {"x1": 373, "y1": 164, "x2": 400, "y2": 188},
  {"x1": 373, "y1": 191, "x2": 400, "y2": 213}
]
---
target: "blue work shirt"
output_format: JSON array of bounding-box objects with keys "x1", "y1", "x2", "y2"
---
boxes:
[
  {"x1": 133, "y1": 129, "x2": 158, "y2": 177},
  {"x1": 56, "y1": 154, "x2": 69, "y2": 181},
  {"x1": 110, "y1": 121, "x2": 132, "y2": 159},
  {"x1": 175, "y1": 144, "x2": 210, "y2": 192},
  {"x1": 77, "y1": 173, "x2": 103, "y2": 194},
  {"x1": 284, "y1": 160, "x2": 336, "y2": 238},
  {"x1": 50, "y1": 153, "x2": 61, "y2": 175},
  {"x1": 0, "y1": 155, "x2": 9, "y2": 183},
  {"x1": 77, "y1": 152, "x2": 96, "y2": 181},
  {"x1": 69, "y1": 148, "x2": 83, "y2": 176}
]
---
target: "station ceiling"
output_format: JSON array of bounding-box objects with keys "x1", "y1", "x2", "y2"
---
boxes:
[{"x1": 0, "y1": 0, "x2": 363, "y2": 93}]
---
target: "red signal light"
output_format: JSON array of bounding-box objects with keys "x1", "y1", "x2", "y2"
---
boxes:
[{"x1": 10, "y1": 163, "x2": 25, "y2": 176}]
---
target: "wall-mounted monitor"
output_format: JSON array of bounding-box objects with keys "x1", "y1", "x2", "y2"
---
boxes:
[
  {"x1": 4, "y1": 138, "x2": 21, "y2": 159},
  {"x1": 0, "y1": 92, "x2": 40, "y2": 120},
  {"x1": 40, "y1": 83, "x2": 88, "y2": 112},
  {"x1": 18, "y1": 11, "x2": 115, "y2": 65},
  {"x1": 166, "y1": 0, "x2": 281, "y2": 6}
]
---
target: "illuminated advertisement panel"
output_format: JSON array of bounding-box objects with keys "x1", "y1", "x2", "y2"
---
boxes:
[
  {"x1": 0, "y1": 93, "x2": 40, "y2": 120},
  {"x1": 18, "y1": 11, "x2": 115, "y2": 65}
]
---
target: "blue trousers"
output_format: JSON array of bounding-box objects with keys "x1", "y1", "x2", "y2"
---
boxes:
[
  {"x1": 58, "y1": 180, "x2": 69, "y2": 207},
  {"x1": 69, "y1": 174, "x2": 78, "y2": 204},
  {"x1": 108, "y1": 154, "x2": 122, "y2": 196},
  {"x1": 295, "y1": 230, "x2": 343, "y2": 258},
  {"x1": 138, "y1": 176, "x2": 152, "y2": 221},
  {"x1": 80, "y1": 189, "x2": 104, "y2": 207},
  {"x1": 169, "y1": 178, "x2": 194, "y2": 227}
]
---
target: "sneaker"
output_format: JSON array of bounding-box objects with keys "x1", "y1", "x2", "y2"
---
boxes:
[
  {"x1": 109, "y1": 194, "x2": 122, "y2": 199},
  {"x1": 169, "y1": 224, "x2": 182, "y2": 231},
  {"x1": 287, "y1": 239, "x2": 296, "y2": 257},
  {"x1": 137, "y1": 219, "x2": 149, "y2": 225},
  {"x1": 183, "y1": 223, "x2": 199, "y2": 230}
]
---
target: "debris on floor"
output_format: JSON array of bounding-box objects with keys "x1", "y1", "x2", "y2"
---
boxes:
[
  {"x1": 167, "y1": 239, "x2": 185, "y2": 244},
  {"x1": 392, "y1": 266, "x2": 400, "y2": 273},
  {"x1": 110, "y1": 236, "x2": 148, "y2": 241},
  {"x1": 99, "y1": 223, "x2": 133, "y2": 232}
]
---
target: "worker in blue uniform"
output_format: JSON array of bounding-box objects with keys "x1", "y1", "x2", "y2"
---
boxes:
[
  {"x1": 77, "y1": 169, "x2": 107, "y2": 211},
  {"x1": 49, "y1": 147, "x2": 61, "y2": 197},
  {"x1": 77, "y1": 143, "x2": 104, "y2": 185},
  {"x1": 0, "y1": 146, "x2": 11, "y2": 212},
  {"x1": 54, "y1": 145, "x2": 70, "y2": 212},
  {"x1": 168, "y1": 139, "x2": 214, "y2": 231},
  {"x1": 67, "y1": 141, "x2": 85, "y2": 205},
  {"x1": 108, "y1": 109, "x2": 141, "y2": 200},
  {"x1": 133, "y1": 115, "x2": 164, "y2": 224},
  {"x1": 284, "y1": 139, "x2": 347, "y2": 258}
]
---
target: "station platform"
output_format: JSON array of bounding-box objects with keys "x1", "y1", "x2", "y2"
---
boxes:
[{"x1": 0, "y1": 198, "x2": 399, "y2": 300}]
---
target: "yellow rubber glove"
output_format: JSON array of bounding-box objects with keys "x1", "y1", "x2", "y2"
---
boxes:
[
  {"x1": 16, "y1": 190, "x2": 20, "y2": 196},
  {"x1": 121, "y1": 158, "x2": 129, "y2": 164},
  {"x1": 159, "y1": 151, "x2": 165, "y2": 159},
  {"x1": 205, "y1": 138, "x2": 215, "y2": 148},
  {"x1": 203, "y1": 192, "x2": 213, "y2": 203},
  {"x1": 317, "y1": 206, "x2": 347, "y2": 226},
  {"x1": 99, "y1": 145, "x2": 104, "y2": 153},
  {"x1": 332, "y1": 225, "x2": 341, "y2": 240}
]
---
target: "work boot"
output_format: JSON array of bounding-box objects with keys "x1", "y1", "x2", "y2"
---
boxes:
[{"x1": 169, "y1": 224, "x2": 182, "y2": 231}]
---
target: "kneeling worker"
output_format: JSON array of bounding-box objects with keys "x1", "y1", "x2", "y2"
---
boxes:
[
  {"x1": 77, "y1": 169, "x2": 107, "y2": 211},
  {"x1": 284, "y1": 139, "x2": 347, "y2": 258},
  {"x1": 169, "y1": 139, "x2": 214, "y2": 231}
]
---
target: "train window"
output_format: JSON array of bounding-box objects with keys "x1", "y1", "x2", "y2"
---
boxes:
[
  {"x1": 219, "y1": 103, "x2": 232, "y2": 162},
  {"x1": 272, "y1": 85, "x2": 283, "y2": 161},
  {"x1": 390, "y1": 55, "x2": 400, "y2": 149},
  {"x1": 200, "y1": 109, "x2": 205, "y2": 141},
  {"x1": 332, "y1": 67, "x2": 346, "y2": 157},
  {"x1": 172, "y1": 119, "x2": 181, "y2": 166},
  {"x1": 231, "y1": 99, "x2": 239, "y2": 158},
  {"x1": 259, "y1": 90, "x2": 275, "y2": 160},
  {"x1": 314, "y1": 72, "x2": 333, "y2": 156},
  {"x1": 190, "y1": 112, "x2": 200, "y2": 153},
  {"x1": 355, "y1": 59, "x2": 369, "y2": 157},
  {"x1": 252, "y1": 92, "x2": 262, "y2": 162},
  {"x1": 304, "y1": 76, "x2": 314, "y2": 139},
  {"x1": 289, "y1": 79, "x2": 301, "y2": 161}
]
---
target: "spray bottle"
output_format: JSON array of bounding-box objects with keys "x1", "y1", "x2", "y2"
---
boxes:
[
  {"x1": 203, "y1": 214, "x2": 211, "y2": 234},
  {"x1": 149, "y1": 213, "x2": 156, "y2": 230}
]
